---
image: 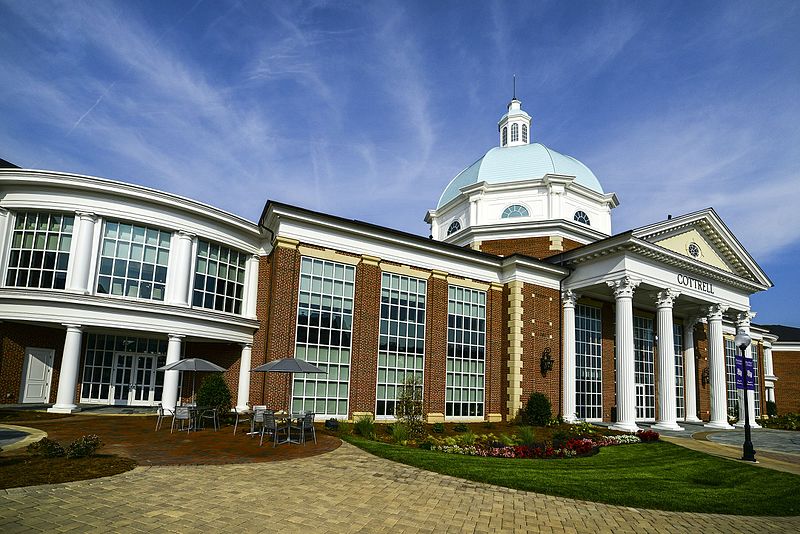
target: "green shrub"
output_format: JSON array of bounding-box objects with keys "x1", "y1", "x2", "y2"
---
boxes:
[
  {"x1": 66, "y1": 434, "x2": 102, "y2": 458},
  {"x1": 337, "y1": 420, "x2": 352, "y2": 435},
  {"x1": 763, "y1": 412, "x2": 799, "y2": 431},
  {"x1": 453, "y1": 423, "x2": 469, "y2": 432},
  {"x1": 460, "y1": 431, "x2": 477, "y2": 446},
  {"x1": 390, "y1": 423, "x2": 410, "y2": 444},
  {"x1": 354, "y1": 415, "x2": 376, "y2": 440},
  {"x1": 522, "y1": 392, "x2": 552, "y2": 426},
  {"x1": 516, "y1": 426, "x2": 536, "y2": 447},
  {"x1": 396, "y1": 375, "x2": 425, "y2": 439},
  {"x1": 196, "y1": 373, "x2": 232, "y2": 415},
  {"x1": 766, "y1": 401, "x2": 778, "y2": 417},
  {"x1": 431, "y1": 422, "x2": 445, "y2": 433},
  {"x1": 27, "y1": 437, "x2": 65, "y2": 458}
]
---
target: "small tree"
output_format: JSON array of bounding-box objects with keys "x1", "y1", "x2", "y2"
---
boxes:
[
  {"x1": 522, "y1": 392, "x2": 552, "y2": 427},
  {"x1": 395, "y1": 374, "x2": 425, "y2": 439},
  {"x1": 196, "y1": 373, "x2": 232, "y2": 415},
  {"x1": 766, "y1": 400, "x2": 778, "y2": 417}
]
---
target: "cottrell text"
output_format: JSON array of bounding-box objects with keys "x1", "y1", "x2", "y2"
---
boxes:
[{"x1": 677, "y1": 274, "x2": 714, "y2": 294}]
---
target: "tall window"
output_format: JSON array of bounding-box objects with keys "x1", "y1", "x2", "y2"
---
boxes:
[
  {"x1": 673, "y1": 324, "x2": 685, "y2": 420},
  {"x1": 6, "y1": 212, "x2": 73, "y2": 289},
  {"x1": 752, "y1": 343, "x2": 761, "y2": 417},
  {"x1": 193, "y1": 241, "x2": 246, "y2": 314},
  {"x1": 501, "y1": 204, "x2": 529, "y2": 218},
  {"x1": 511, "y1": 123, "x2": 519, "y2": 143},
  {"x1": 634, "y1": 316, "x2": 655, "y2": 420},
  {"x1": 502, "y1": 127, "x2": 507, "y2": 146},
  {"x1": 97, "y1": 221, "x2": 170, "y2": 300},
  {"x1": 446, "y1": 220, "x2": 461, "y2": 236},
  {"x1": 575, "y1": 304, "x2": 602, "y2": 420},
  {"x1": 724, "y1": 339, "x2": 738, "y2": 414},
  {"x1": 80, "y1": 334, "x2": 167, "y2": 404},
  {"x1": 446, "y1": 285, "x2": 485, "y2": 418},
  {"x1": 376, "y1": 273, "x2": 426, "y2": 417},
  {"x1": 293, "y1": 257, "x2": 355, "y2": 417},
  {"x1": 522, "y1": 124, "x2": 528, "y2": 143}
]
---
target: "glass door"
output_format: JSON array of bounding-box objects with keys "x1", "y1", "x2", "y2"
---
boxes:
[
  {"x1": 112, "y1": 353, "x2": 135, "y2": 405},
  {"x1": 131, "y1": 355, "x2": 156, "y2": 405},
  {"x1": 112, "y1": 353, "x2": 158, "y2": 406}
]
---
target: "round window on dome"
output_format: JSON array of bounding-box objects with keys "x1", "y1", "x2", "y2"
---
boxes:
[
  {"x1": 447, "y1": 220, "x2": 462, "y2": 236},
  {"x1": 574, "y1": 211, "x2": 591, "y2": 226},
  {"x1": 501, "y1": 204, "x2": 529, "y2": 218},
  {"x1": 688, "y1": 242, "x2": 701, "y2": 258}
]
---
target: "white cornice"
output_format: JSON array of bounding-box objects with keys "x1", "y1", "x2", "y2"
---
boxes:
[
  {"x1": 447, "y1": 219, "x2": 607, "y2": 247},
  {"x1": 0, "y1": 169, "x2": 262, "y2": 238}
]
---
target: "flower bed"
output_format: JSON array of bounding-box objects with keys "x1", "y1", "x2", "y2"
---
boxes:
[{"x1": 423, "y1": 427, "x2": 658, "y2": 459}]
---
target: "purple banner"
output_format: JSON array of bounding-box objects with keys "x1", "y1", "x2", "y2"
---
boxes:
[
  {"x1": 745, "y1": 358, "x2": 755, "y2": 391},
  {"x1": 735, "y1": 354, "x2": 744, "y2": 390}
]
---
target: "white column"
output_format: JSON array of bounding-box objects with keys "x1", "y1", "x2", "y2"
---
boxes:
[
  {"x1": 469, "y1": 195, "x2": 479, "y2": 226},
  {"x1": 48, "y1": 325, "x2": 83, "y2": 413},
  {"x1": 243, "y1": 255, "x2": 260, "y2": 319},
  {"x1": 705, "y1": 304, "x2": 733, "y2": 429},
  {"x1": 0, "y1": 208, "x2": 10, "y2": 268},
  {"x1": 161, "y1": 334, "x2": 183, "y2": 412},
  {"x1": 653, "y1": 289, "x2": 683, "y2": 431},
  {"x1": 608, "y1": 277, "x2": 640, "y2": 433},
  {"x1": 66, "y1": 211, "x2": 97, "y2": 293},
  {"x1": 735, "y1": 311, "x2": 760, "y2": 428},
  {"x1": 763, "y1": 342, "x2": 776, "y2": 406},
  {"x1": 236, "y1": 343, "x2": 253, "y2": 412},
  {"x1": 682, "y1": 318, "x2": 703, "y2": 423},
  {"x1": 561, "y1": 290, "x2": 580, "y2": 423},
  {"x1": 167, "y1": 231, "x2": 195, "y2": 306}
]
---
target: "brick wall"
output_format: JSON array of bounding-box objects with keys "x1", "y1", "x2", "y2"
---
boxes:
[
  {"x1": 773, "y1": 350, "x2": 800, "y2": 414},
  {"x1": 480, "y1": 236, "x2": 583, "y2": 259},
  {"x1": 486, "y1": 285, "x2": 504, "y2": 418},
  {"x1": 349, "y1": 260, "x2": 380, "y2": 415},
  {"x1": 519, "y1": 284, "x2": 561, "y2": 418},
  {"x1": 0, "y1": 322, "x2": 67, "y2": 404},
  {"x1": 600, "y1": 301, "x2": 616, "y2": 422},
  {"x1": 180, "y1": 341, "x2": 241, "y2": 404},
  {"x1": 696, "y1": 324, "x2": 711, "y2": 421},
  {"x1": 425, "y1": 275, "x2": 448, "y2": 417},
  {"x1": 249, "y1": 253, "x2": 272, "y2": 406}
]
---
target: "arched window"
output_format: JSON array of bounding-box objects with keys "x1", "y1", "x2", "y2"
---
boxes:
[
  {"x1": 501, "y1": 204, "x2": 529, "y2": 218},
  {"x1": 522, "y1": 124, "x2": 528, "y2": 143},
  {"x1": 574, "y1": 211, "x2": 591, "y2": 225},
  {"x1": 511, "y1": 123, "x2": 519, "y2": 143},
  {"x1": 447, "y1": 220, "x2": 461, "y2": 236},
  {"x1": 502, "y1": 127, "x2": 507, "y2": 146}
]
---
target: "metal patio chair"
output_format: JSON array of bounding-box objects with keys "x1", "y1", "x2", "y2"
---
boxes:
[
  {"x1": 154, "y1": 403, "x2": 174, "y2": 431},
  {"x1": 233, "y1": 405, "x2": 252, "y2": 435},
  {"x1": 291, "y1": 411, "x2": 317, "y2": 445},
  {"x1": 170, "y1": 406, "x2": 193, "y2": 434},
  {"x1": 260, "y1": 411, "x2": 289, "y2": 447}
]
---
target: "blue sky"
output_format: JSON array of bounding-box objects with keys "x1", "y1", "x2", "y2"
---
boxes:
[{"x1": 1, "y1": 1, "x2": 798, "y2": 325}]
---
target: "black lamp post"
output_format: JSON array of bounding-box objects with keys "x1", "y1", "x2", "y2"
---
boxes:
[{"x1": 735, "y1": 328, "x2": 756, "y2": 462}]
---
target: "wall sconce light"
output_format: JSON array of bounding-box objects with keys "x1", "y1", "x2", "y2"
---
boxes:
[
  {"x1": 701, "y1": 367, "x2": 710, "y2": 387},
  {"x1": 540, "y1": 347, "x2": 554, "y2": 375}
]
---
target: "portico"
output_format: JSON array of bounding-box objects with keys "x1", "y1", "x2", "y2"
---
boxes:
[{"x1": 552, "y1": 209, "x2": 773, "y2": 430}]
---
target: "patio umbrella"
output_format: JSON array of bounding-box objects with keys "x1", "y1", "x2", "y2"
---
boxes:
[
  {"x1": 157, "y1": 358, "x2": 226, "y2": 404},
  {"x1": 251, "y1": 358, "x2": 326, "y2": 412}
]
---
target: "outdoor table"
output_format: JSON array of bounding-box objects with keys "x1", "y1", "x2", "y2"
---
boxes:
[{"x1": 274, "y1": 413, "x2": 304, "y2": 445}]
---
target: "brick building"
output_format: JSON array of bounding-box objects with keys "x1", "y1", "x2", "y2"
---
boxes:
[{"x1": 1, "y1": 98, "x2": 795, "y2": 430}]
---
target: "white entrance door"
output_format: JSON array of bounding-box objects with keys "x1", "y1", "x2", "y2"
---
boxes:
[
  {"x1": 112, "y1": 353, "x2": 157, "y2": 406},
  {"x1": 21, "y1": 348, "x2": 55, "y2": 403}
]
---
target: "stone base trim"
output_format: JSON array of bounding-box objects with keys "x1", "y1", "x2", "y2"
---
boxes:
[{"x1": 426, "y1": 413, "x2": 445, "y2": 423}]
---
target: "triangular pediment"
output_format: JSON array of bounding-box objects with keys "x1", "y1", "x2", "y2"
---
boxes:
[{"x1": 631, "y1": 208, "x2": 772, "y2": 288}]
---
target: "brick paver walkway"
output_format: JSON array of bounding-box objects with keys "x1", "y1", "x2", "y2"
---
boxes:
[{"x1": 1, "y1": 442, "x2": 798, "y2": 533}]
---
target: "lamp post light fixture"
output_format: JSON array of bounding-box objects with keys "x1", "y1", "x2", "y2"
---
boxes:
[{"x1": 735, "y1": 328, "x2": 757, "y2": 462}]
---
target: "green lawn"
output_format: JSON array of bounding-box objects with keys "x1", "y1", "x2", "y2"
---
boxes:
[{"x1": 344, "y1": 436, "x2": 800, "y2": 516}]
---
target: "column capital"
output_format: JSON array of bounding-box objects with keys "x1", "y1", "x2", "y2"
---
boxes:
[
  {"x1": 168, "y1": 333, "x2": 185, "y2": 341},
  {"x1": 655, "y1": 288, "x2": 680, "y2": 308},
  {"x1": 74, "y1": 211, "x2": 97, "y2": 222},
  {"x1": 607, "y1": 276, "x2": 639, "y2": 299},
  {"x1": 706, "y1": 303, "x2": 728, "y2": 320},
  {"x1": 240, "y1": 342, "x2": 253, "y2": 349},
  {"x1": 735, "y1": 310, "x2": 757, "y2": 328},
  {"x1": 561, "y1": 289, "x2": 580, "y2": 308},
  {"x1": 175, "y1": 230, "x2": 196, "y2": 240},
  {"x1": 0, "y1": 206, "x2": 8, "y2": 216},
  {"x1": 62, "y1": 324, "x2": 83, "y2": 332}
]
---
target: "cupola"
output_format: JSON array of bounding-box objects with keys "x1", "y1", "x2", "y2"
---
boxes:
[{"x1": 498, "y1": 98, "x2": 531, "y2": 148}]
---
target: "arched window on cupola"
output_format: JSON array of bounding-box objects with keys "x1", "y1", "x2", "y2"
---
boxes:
[
  {"x1": 574, "y1": 211, "x2": 591, "y2": 225},
  {"x1": 447, "y1": 220, "x2": 462, "y2": 236},
  {"x1": 511, "y1": 123, "x2": 519, "y2": 143},
  {"x1": 502, "y1": 127, "x2": 508, "y2": 146},
  {"x1": 501, "y1": 204, "x2": 529, "y2": 218},
  {"x1": 522, "y1": 124, "x2": 528, "y2": 143}
]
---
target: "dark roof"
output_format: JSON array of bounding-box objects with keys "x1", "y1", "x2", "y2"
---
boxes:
[
  {"x1": 0, "y1": 158, "x2": 19, "y2": 169},
  {"x1": 755, "y1": 324, "x2": 800, "y2": 342}
]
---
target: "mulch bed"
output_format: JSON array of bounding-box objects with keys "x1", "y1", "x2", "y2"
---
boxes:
[{"x1": 0, "y1": 454, "x2": 137, "y2": 489}]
